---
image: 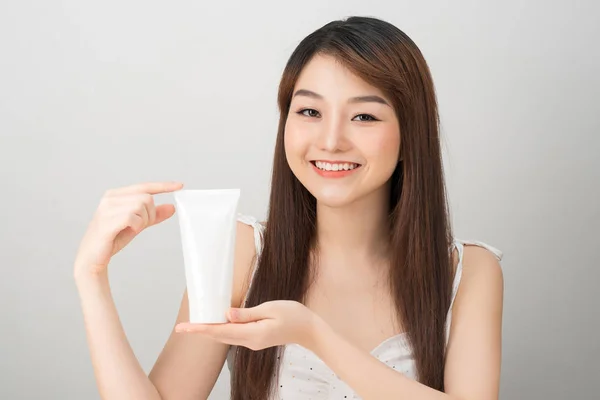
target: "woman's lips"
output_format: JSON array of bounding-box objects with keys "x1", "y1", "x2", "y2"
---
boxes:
[{"x1": 310, "y1": 160, "x2": 362, "y2": 178}]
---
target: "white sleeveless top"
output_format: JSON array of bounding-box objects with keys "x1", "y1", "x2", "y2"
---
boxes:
[{"x1": 227, "y1": 214, "x2": 503, "y2": 399}]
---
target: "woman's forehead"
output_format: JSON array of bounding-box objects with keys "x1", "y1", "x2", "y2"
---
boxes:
[{"x1": 293, "y1": 54, "x2": 388, "y2": 101}]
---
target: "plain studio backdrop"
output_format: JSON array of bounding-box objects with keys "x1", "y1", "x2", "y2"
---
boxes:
[{"x1": 0, "y1": 1, "x2": 598, "y2": 399}]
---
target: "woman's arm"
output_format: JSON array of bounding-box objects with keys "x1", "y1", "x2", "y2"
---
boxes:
[
  {"x1": 310, "y1": 245, "x2": 504, "y2": 400},
  {"x1": 76, "y1": 273, "x2": 163, "y2": 400},
  {"x1": 76, "y1": 221, "x2": 257, "y2": 400}
]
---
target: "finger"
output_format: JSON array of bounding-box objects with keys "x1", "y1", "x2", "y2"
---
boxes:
[
  {"x1": 114, "y1": 201, "x2": 172, "y2": 228},
  {"x1": 101, "y1": 193, "x2": 154, "y2": 213},
  {"x1": 117, "y1": 194, "x2": 154, "y2": 227},
  {"x1": 105, "y1": 212, "x2": 144, "y2": 237},
  {"x1": 142, "y1": 195, "x2": 156, "y2": 226},
  {"x1": 126, "y1": 213, "x2": 145, "y2": 234},
  {"x1": 152, "y1": 204, "x2": 176, "y2": 225},
  {"x1": 103, "y1": 196, "x2": 165, "y2": 232},
  {"x1": 228, "y1": 303, "x2": 273, "y2": 323},
  {"x1": 175, "y1": 322, "x2": 260, "y2": 339},
  {"x1": 131, "y1": 198, "x2": 150, "y2": 229},
  {"x1": 175, "y1": 322, "x2": 267, "y2": 350},
  {"x1": 111, "y1": 200, "x2": 149, "y2": 233},
  {"x1": 111, "y1": 194, "x2": 165, "y2": 227},
  {"x1": 106, "y1": 181, "x2": 184, "y2": 197},
  {"x1": 175, "y1": 323, "x2": 222, "y2": 334}
]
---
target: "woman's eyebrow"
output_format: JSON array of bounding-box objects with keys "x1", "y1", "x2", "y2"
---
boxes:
[
  {"x1": 293, "y1": 89, "x2": 324, "y2": 100},
  {"x1": 293, "y1": 89, "x2": 390, "y2": 107},
  {"x1": 348, "y1": 95, "x2": 390, "y2": 107}
]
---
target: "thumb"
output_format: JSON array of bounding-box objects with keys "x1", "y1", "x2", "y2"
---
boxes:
[{"x1": 228, "y1": 303, "x2": 272, "y2": 323}]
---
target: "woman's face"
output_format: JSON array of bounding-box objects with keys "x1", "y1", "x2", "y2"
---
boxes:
[{"x1": 284, "y1": 54, "x2": 401, "y2": 208}]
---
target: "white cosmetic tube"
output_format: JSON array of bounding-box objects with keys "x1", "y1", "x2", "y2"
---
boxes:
[{"x1": 173, "y1": 189, "x2": 240, "y2": 323}]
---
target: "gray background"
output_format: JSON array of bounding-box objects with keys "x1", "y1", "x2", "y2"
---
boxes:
[{"x1": 1, "y1": 0, "x2": 598, "y2": 399}]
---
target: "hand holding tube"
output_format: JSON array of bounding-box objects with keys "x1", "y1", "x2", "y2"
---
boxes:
[{"x1": 73, "y1": 181, "x2": 184, "y2": 280}]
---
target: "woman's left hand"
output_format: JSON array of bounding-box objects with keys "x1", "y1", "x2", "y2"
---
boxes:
[{"x1": 175, "y1": 300, "x2": 321, "y2": 351}]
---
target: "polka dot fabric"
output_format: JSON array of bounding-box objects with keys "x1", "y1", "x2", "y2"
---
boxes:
[
  {"x1": 228, "y1": 215, "x2": 503, "y2": 399},
  {"x1": 273, "y1": 332, "x2": 417, "y2": 399}
]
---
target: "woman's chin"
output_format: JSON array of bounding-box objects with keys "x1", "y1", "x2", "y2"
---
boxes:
[
  {"x1": 306, "y1": 180, "x2": 390, "y2": 210},
  {"x1": 311, "y1": 189, "x2": 358, "y2": 209}
]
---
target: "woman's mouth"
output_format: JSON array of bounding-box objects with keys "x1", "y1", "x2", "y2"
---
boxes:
[{"x1": 310, "y1": 160, "x2": 362, "y2": 178}]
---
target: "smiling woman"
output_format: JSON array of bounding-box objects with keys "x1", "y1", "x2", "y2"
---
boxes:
[
  {"x1": 284, "y1": 54, "x2": 401, "y2": 208},
  {"x1": 218, "y1": 16, "x2": 503, "y2": 400},
  {"x1": 74, "y1": 15, "x2": 503, "y2": 400}
]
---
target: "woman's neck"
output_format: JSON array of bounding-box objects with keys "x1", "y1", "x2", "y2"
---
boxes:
[{"x1": 316, "y1": 185, "x2": 391, "y2": 263}]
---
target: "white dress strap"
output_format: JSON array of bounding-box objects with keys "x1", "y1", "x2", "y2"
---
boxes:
[
  {"x1": 445, "y1": 239, "x2": 503, "y2": 345},
  {"x1": 236, "y1": 214, "x2": 265, "y2": 306},
  {"x1": 454, "y1": 239, "x2": 503, "y2": 261}
]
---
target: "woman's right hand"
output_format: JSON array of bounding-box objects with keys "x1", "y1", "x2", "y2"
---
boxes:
[{"x1": 74, "y1": 181, "x2": 184, "y2": 280}]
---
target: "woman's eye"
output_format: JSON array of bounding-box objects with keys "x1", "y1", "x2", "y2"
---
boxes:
[
  {"x1": 297, "y1": 110, "x2": 378, "y2": 121},
  {"x1": 352, "y1": 114, "x2": 378, "y2": 122},
  {"x1": 299, "y1": 109, "x2": 320, "y2": 118}
]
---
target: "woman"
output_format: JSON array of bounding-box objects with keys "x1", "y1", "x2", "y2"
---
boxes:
[{"x1": 74, "y1": 16, "x2": 504, "y2": 400}]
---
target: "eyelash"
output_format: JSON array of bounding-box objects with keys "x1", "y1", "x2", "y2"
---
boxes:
[{"x1": 297, "y1": 108, "x2": 379, "y2": 122}]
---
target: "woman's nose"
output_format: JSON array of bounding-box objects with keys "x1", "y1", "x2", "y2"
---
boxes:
[{"x1": 315, "y1": 118, "x2": 350, "y2": 152}]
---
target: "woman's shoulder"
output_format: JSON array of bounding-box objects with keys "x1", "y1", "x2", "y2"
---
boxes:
[
  {"x1": 231, "y1": 214, "x2": 264, "y2": 308},
  {"x1": 453, "y1": 239, "x2": 503, "y2": 260},
  {"x1": 445, "y1": 239, "x2": 504, "y2": 372},
  {"x1": 451, "y1": 238, "x2": 504, "y2": 307},
  {"x1": 453, "y1": 238, "x2": 503, "y2": 278},
  {"x1": 236, "y1": 214, "x2": 266, "y2": 236}
]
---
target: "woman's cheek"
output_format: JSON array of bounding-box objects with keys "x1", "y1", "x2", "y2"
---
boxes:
[
  {"x1": 362, "y1": 130, "x2": 401, "y2": 166},
  {"x1": 285, "y1": 121, "x2": 311, "y2": 155}
]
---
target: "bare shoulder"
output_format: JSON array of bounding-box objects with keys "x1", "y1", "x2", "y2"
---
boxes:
[
  {"x1": 460, "y1": 244, "x2": 504, "y2": 290},
  {"x1": 444, "y1": 244, "x2": 504, "y2": 397},
  {"x1": 235, "y1": 220, "x2": 258, "y2": 258},
  {"x1": 450, "y1": 243, "x2": 504, "y2": 332},
  {"x1": 231, "y1": 220, "x2": 260, "y2": 308}
]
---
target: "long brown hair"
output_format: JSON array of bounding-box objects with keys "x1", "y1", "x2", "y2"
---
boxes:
[{"x1": 231, "y1": 16, "x2": 454, "y2": 398}]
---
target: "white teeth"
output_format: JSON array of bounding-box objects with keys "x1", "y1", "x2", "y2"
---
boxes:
[{"x1": 314, "y1": 161, "x2": 359, "y2": 171}]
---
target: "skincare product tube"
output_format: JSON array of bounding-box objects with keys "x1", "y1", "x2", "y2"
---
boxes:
[{"x1": 173, "y1": 189, "x2": 240, "y2": 323}]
